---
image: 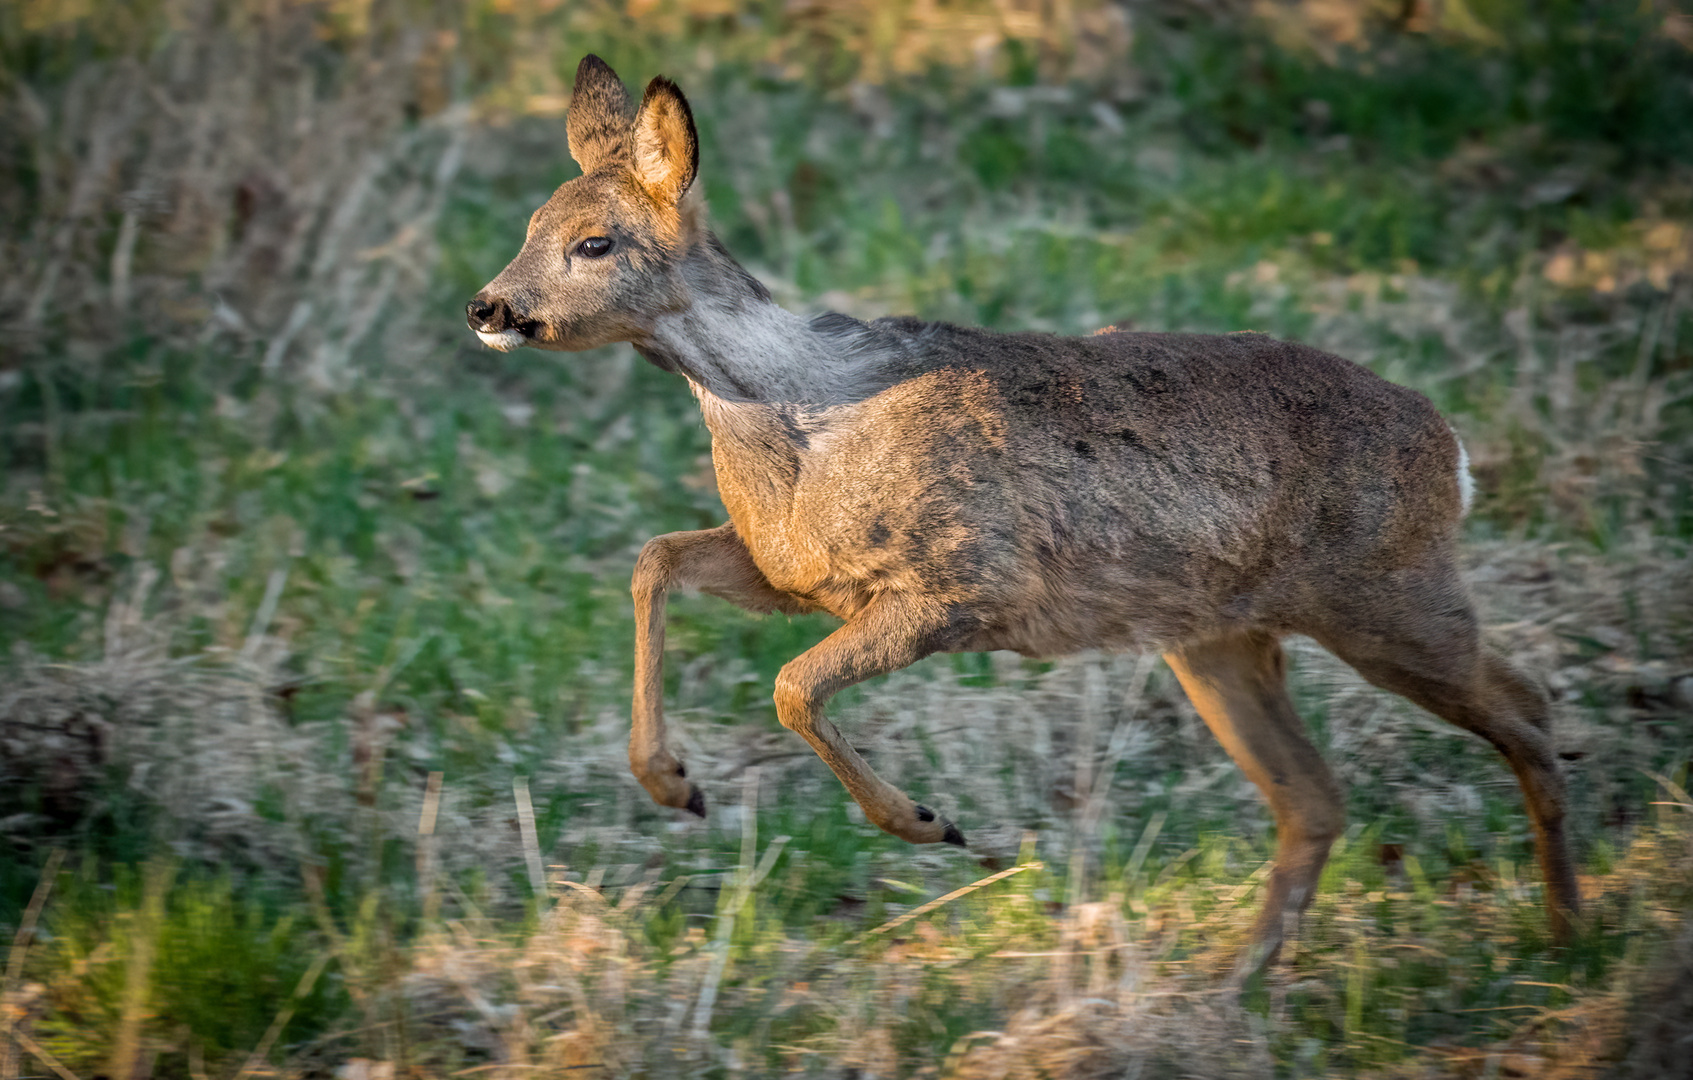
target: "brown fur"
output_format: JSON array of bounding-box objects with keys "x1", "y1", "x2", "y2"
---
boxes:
[{"x1": 467, "y1": 56, "x2": 1580, "y2": 974}]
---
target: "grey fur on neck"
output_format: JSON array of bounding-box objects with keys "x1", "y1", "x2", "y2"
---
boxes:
[{"x1": 633, "y1": 236, "x2": 908, "y2": 405}]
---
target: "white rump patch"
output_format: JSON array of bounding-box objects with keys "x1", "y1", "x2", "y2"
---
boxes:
[
  {"x1": 1455, "y1": 436, "x2": 1475, "y2": 516},
  {"x1": 476, "y1": 328, "x2": 526, "y2": 352}
]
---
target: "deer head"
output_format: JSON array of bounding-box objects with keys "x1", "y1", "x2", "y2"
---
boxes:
[{"x1": 466, "y1": 55, "x2": 700, "y2": 353}]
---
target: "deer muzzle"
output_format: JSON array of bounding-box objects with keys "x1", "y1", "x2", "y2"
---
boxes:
[{"x1": 466, "y1": 294, "x2": 534, "y2": 352}]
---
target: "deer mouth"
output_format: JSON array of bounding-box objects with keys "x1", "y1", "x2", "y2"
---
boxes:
[{"x1": 475, "y1": 328, "x2": 528, "y2": 352}]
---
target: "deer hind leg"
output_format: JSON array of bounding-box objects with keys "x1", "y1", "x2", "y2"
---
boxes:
[
  {"x1": 772, "y1": 595, "x2": 967, "y2": 847},
  {"x1": 1311, "y1": 562, "x2": 1579, "y2": 942},
  {"x1": 1164, "y1": 630, "x2": 1346, "y2": 977},
  {"x1": 631, "y1": 524, "x2": 805, "y2": 818}
]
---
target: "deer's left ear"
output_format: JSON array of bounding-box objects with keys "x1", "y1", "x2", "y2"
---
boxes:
[{"x1": 631, "y1": 76, "x2": 698, "y2": 206}]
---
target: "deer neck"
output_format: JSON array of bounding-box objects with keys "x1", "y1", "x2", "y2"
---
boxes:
[
  {"x1": 638, "y1": 301, "x2": 823, "y2": 404},
  {"x1": 631, "y1": 239, "x2": 892, "y2": 406}
]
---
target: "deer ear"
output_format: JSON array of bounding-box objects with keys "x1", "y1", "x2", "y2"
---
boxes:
[
  {"x1": 567, "y1": 55, "x2": 633, "y2": 174},
  {"x1": 630, "y1": 76, "x2": 698, "y2": 206}
]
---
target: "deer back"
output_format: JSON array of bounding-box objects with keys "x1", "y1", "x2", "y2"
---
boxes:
[{"x1": 698, "y1": 323, "x2": 1465, "y2": 655}]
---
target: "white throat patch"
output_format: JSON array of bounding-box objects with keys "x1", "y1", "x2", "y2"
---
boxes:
[{"x1": 646, "y1": 302, "x2": 897, "y2": 404}]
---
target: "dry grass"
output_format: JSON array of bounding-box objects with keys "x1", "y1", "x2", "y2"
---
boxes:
[
  {"x1": 274, "y1": 800, "x2": 1693, "y2": 1078},
  {"x1": 3, "y1": 526, "x2": 1689, "y2": 1075},
  {"x1": 0, "y1": 565, "x2": 312, "y2": 859},
  {"x1": 2, "y1": 0, "x2": 467, "y2": 390}
]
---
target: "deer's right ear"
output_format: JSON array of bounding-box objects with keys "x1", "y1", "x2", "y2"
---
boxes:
[
  {"x1": 567, "y1": 54, "x2": 634, "y2": 174},
  {"x1": 630, "y1": 76, "x2": 699, "y2": 207}
]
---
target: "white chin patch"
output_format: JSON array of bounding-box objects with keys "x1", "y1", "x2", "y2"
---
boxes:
[{"x1": 476, "y1": 329, "x2": 526, "y2": 352}]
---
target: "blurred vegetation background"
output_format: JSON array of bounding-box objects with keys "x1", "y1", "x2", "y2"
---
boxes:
[{"x1": 2, "y1": 0, "x2": 1692, "y2": 1076}]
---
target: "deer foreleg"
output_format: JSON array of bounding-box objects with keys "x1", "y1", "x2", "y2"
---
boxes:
[
  {"x1": 772, "y1": 594, "x2": 968, "y2": 847},
  {"x1": 630, "y1": 524, "x2": 803, "y2": 818}
]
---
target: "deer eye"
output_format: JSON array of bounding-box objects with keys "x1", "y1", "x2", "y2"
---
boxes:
[{"x1": 576, "y1": 236, "x2": 614, "y2": 258}]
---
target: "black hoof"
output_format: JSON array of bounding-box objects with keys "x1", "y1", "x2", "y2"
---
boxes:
[
  {"x1": 685, "y1": 785, "x2": 706, "y2": 818},
  {"x1": 942, "y1": 822, "x2": 967, "y2": 847},
  {"x1": 914, "y1": 804, "x2": 936, "y2": 822}
]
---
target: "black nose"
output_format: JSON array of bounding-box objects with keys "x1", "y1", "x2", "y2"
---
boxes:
[
  {"x1": 466, "y1": 296, "x2": 500, "y2": 330},
  {"x1": 467, "y1": 295, "x2": 540, "y2": 337}
]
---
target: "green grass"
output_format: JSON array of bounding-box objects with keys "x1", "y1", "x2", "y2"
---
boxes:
[{"x1": 3, "y1": 0, "x2": 1693, "y2": 1076}]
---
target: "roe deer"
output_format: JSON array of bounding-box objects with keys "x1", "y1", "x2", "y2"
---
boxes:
[{"x1": 467, "y1": 55, "x2": 1579, "y2": 972}]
